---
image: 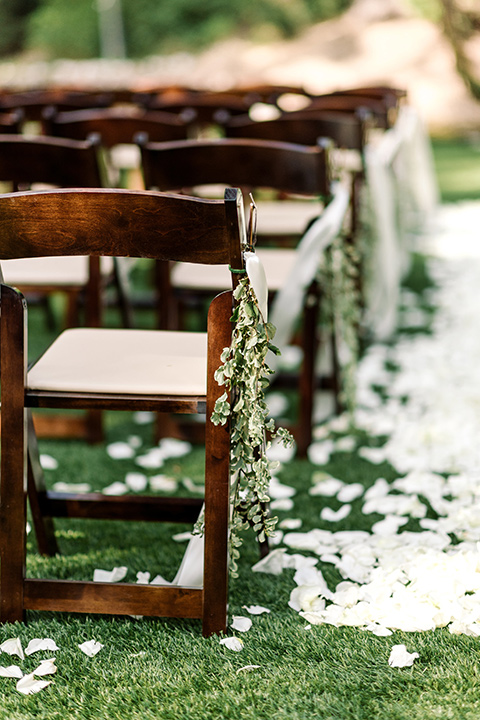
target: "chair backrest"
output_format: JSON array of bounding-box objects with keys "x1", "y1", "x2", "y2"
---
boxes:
[
  {"x1": 0, "y1": 188, "x2": 245, "y2": 271},
  {"x1": 42, "y1": 106, "x2": 190, "y2": 147},
  {"x1": 224, "y1": 110, "x2": 367, "y2": 152},
  {"x1": 0, "y1": 89, "x2": 115, "y2": 122},
  {"x1": 0, "y1": 134, "x2": 103, "y2": 190},
  {"x1": 137, "y1": 137, "x2": 332, "y2": 199},
  {"x1": 304, "y1": 94, "x2": 390, "y2": 129}
]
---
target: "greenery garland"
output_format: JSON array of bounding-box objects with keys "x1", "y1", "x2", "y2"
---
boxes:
[
  {"x1": 318, "y1": 235, "x2": 361, "y2": 416},
  {"x1": 203, "y1": 275, "x2": 293, "y2": 577}
]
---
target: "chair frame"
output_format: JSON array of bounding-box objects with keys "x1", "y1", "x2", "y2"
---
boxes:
[{"x1": 0, "y1": 187, "x2": 244, "y2": 636}]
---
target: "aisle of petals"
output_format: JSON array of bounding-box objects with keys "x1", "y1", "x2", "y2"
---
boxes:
[{"x1": 263, "y1": 202, "x2": 480, "y2": 637}]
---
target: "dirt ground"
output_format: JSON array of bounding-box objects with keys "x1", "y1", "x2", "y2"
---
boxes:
[{"x1": 1, "y1": 1, "x2": 479, "y2": 135}]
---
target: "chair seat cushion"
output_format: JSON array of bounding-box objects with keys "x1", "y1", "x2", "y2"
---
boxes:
[
  {"x1": 172, "y1": 247, "x2": 296, "y2": 292},
  {"x1": 27, "y1": 328, "x2": 208, "y2": 396},
  {"x1": 2, "y1": 256, "x2": 114, "y2": 286}
]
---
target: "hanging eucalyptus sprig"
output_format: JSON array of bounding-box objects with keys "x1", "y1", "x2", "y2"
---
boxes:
[
  {"x1": 318, "y1": 235, "x2": 361, "y2": 415},
  {"x1": 210, "y1": 275, "x2": 293, "y2": 577}
]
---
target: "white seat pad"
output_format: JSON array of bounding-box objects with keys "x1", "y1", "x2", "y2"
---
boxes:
[
  {"x1": 27, "y1": 328, "x2": 208, "y2": 396},
  {"x1": 172, "y1": 247, "x2": 296, "y2": 293},
  {"x1": 2, "y1": 256, "x2": 114, "y2": 286}
]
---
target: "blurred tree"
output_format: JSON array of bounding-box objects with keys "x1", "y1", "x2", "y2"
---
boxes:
[
  {"x1": 0, "y1": 0, "x2": 40, "y2": 56},
  {"x1": 22, "y1": 0, "x2": 354, "y2": 60},
  {"x1": 438, "y1": 0, "x2": 480, "y2": 100}
]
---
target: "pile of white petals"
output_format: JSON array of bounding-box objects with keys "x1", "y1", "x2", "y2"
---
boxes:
[{"x1": 282, "y1": 202, "x2": 480, "y2": 635}]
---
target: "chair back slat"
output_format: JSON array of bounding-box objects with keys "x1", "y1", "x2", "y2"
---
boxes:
[
  {"x1": 138, "y1": 137, "x2": 331, "y2": 198},
  {"x1": 225, "y1": 110, "x2": 367, "y2": 151},
  {"x1": 0, "y1": 134, "x2": 102, "y2": 188},
  {"x1": 0, "y1": 188, "x2": 244, "y2": 267},
  {"x1": 42, "y1": 107, "x2": 190, "y2": 146}
]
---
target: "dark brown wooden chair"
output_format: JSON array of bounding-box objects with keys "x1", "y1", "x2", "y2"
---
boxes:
[
  {"x1": 0, "y1": 89, "x2": 115, "y2": 122},
  {"x1": 137, "y1": 136, "x2": 344, "y2": 455},
  {"x1": 0, "y1": 133, "x2": 106, "y2": 329},
  {"x1": 42, "y1": 105, "x2": 190, "y2": 147},
  {"x1": 0, "y1": 133, "x2": 122, "y2": 444},
  {"x1": 0, "y1": 186, "x2": 244, "y2": 636}
]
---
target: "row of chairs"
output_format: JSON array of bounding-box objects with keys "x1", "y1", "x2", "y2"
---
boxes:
[{"x1": 0, "y1": 83, "x2": 411, "y2": 637}]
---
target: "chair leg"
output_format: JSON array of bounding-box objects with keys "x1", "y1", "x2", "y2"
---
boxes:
[
  {"x1": 296, "y1": 281, "x2": 320, "y2": 458},
  {"x1": 26, "y1": 411, "x2": 59, "y2": 556},
  {"x1": 0, "y1": 285, "x2": 27, "y2": 623},
  {"x1": 202, "y1": 291, "x2": 232, "y2": 636}
]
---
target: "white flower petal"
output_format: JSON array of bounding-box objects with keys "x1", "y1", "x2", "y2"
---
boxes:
[
  {"x1": 388, "y1": 644, "x2": 419, "y2": 668},
  {"x1": 52, "y1": 482, "x2": 91, "y2": 493},
  {"x1": 307, "y1": 441, "x2": 335, "y2": 466},
  {"x1": 0, "y1": 665, "x2": 23, "y2": 678},
  {"x1": 106, "y1": 442, "x2": 135, "y2": 460},
  {"x1": 337, "y1": 483, "x2": 364, "y2": 503},
  {"x1": 102, "y1": 481, "x2": 128, "y2": 496},
  {"x1": 251, "y1": 548, "x2": 287, "y2": 575},
  {"x1": 242, "y1": 605, "x2": 271, "y2": 615},
  {"x1": 219, "y1": 637, "x2": 244, "y2": 652},
  {"x1": 149, "y1": 475, "x2": 178, "y2": 493},
  {"x1": 93, "y1": 566, "x2": 128, "y2": 583},
  {"x1": 125, "y1": 472, "x2": 148, "y2": 492},
  {"x1": 320, "y1": 505, "x2": 352, "y2": 522},
  {"x1": 270, "y1": 498, "x2": 294, "y2": 511},
  {"x1": 135, "y1": 448, "x2": 165, "y2": 469},
  {"x1": 158, "y1": 438, "x2": 192, "y2": 459},
  {"x1": 33, "y1": 659, "x2": 57, "y2": 676},
  {"x1": 279, "y1": 518, "x2": 302, "y2": 530},
  {"x1": 230, "y1": 616, "x2": 253, "y2": 633},
  {"x1": 136, "y1": 571, "x2": 151, "y2": 584},
  {"x1": 16, "y1": 673, "x2": 51, "y2": 695},
  {"x1": 39, "y1": 454, "x2": 58, "y2": 470},
  {"x1": 0, "y1": 638, "x2": 24, "y2": 660},
  {"x1": 25, "y1": 638, "x2": 59, "y2": 656},
  {"x1": 78, "y1": 640, "x2": 104, "y2": 657},
  {"x1": 236, "y1": 664, "x2": 261, "y2": 673}
]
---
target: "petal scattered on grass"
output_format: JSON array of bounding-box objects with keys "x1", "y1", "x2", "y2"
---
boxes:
[
  {"x1": 0, "y1": 665, "x2": 23, "y2": 678},
  {"x1": 279, "y1": 518, "x2": 302, "y2": 530},
  {"x1": 307, "y1": 441, "x2": 335, "y2": 466},
  {"x1": 106, "y1": 442, "x2": 135, "y2": 460},
  {"x1": 182, "y1": 478, "x2": 205, "y2": 494},
  {"x1": 242, "y1": 605, "x2": 271, "y2": 615},
  {"x1": 337, "y1": 483, "x2": 364, "y2": 503},
  {"x1": 25, "y1": 639, "x2": 59, "y2": 656},
  {"x1": 230, "y1": 616, "x2": 252, "y2": 633},
  {"x1": 125, "y1": 472, "x2": 148, "y2": 492},
  {"x1": 16, "y1": 673, "x2": 51, "y2": 695},
  {"x1": 149, "y1": 475, "x2": 178, "y2": 492},
  {"x1": 135, "y1": 448, "x2": 165, "y2": 469},
  {"x1": 0, "y1": 638, "x2": 24, "y2": 660},
  {"x1": 93, "y1": 566, "x2": 128, "y2": 583},
  {"x1": 136, "y1": 572, "x2": 151, "y2": 584},
  {"x1": 78, "y1": 640, "x2": 104, "y2": 657},
  {"x1": 251, "y1": 548, "x2": 287, "y2": 575},
  {"x1": 320, "y1": 505, "x2": 352, "y2": 522},
  {"x1": 270, "y1": 498, "x2": 294, "y2": 511},
  {"x1": 219, "y1": 637, "x2": 244, "y2": 652},
  {"x1": 236, "y1": 665, "x2": 261, "y2": 673},
  {"x1": 52, "y1": 482, "x2": 91, "y2": 493},
  {"x1": 133, "y1": 411, "x2": 154, "y2": 425},
  {"x1": 158, "y1": 438, "x2": 192, "y2": 459},
  {"x1": 39, "y1": 454, "x2": 58, "y2": 470},
  {"x1": 388, "y1": 644, "x2": 419, "y2": 668},
  {"x1": 33, "y1": 659, "x2": 57, "y2": 676},
  {"x1": 102, "y1": 481, "x2": 128, "y2": 496}
]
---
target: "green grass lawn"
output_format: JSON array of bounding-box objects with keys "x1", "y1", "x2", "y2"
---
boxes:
[
  {"x1": 1, "y1": 141, "x2": 479, "y2": 718},
  {"x1": 431, "y1": 135, "x2": 480, "y2": 203}
]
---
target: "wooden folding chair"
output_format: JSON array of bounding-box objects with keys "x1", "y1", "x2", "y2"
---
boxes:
[
  {"x1": 137, "y1": 136, "x2": 345, "y2": 455},
  {"x1": 0, "y1": 133, "x2": 106, "y2": 330},
  {"x1": 0, "y1": 186, "x2": 244, "y2": 636}
]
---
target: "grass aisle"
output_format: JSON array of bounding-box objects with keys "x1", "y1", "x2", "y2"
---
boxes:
[{"x1": 3, "y1": 205, "x2": 480, "y2": 719}]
